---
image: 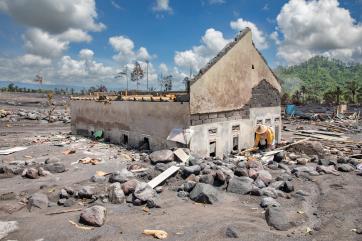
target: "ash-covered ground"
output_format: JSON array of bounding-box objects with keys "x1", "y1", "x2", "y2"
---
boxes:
[{"x1": 0, "y1": 92, "x2": 362, "y2": 241}]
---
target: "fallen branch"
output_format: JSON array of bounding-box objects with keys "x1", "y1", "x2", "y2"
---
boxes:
[
  {"x1": 46, "y1": 208, "x2": 82, "y2": 215},
  {"x1": 276, "y1": 138, "x2": 311, "y2": 150}
]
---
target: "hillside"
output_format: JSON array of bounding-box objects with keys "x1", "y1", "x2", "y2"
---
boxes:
[{"x1": 275, "y1": 56, "x2": 362, "y2": 104}]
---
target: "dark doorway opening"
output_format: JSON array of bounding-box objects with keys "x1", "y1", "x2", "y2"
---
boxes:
[
  {"x1": 209, "y1": 141, "x2": 216, "y2": 157},
  {"x1": 122, "y1": 134, "x2": 128, "y2": 145},
  {"x1": 233, "y1": 136, "x2": 239, "y2": 151}
]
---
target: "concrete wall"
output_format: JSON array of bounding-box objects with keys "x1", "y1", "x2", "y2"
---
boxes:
[
  {"x1": 189, "y1": 30, "x2": 281, "y2": 115},
  {"x1": 189, "y1": 106, "x2": 281, "y2": 158},
  {"x1": 71, "y1": 100, "x2": 190, "y2": 150}
]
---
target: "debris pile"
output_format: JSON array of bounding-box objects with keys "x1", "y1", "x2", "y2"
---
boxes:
[{"x1": 0, "y1": 108, "x2": 70, "y2": 123}]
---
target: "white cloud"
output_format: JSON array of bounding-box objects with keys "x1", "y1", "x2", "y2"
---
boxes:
[
  {"x1": 275, "y1": 0, "x2": 362, "y2": 64},
  {"x1": 57, "y1": 29, "x2": 92, "y2": 43},
  {"x1": 153, "y1": 0, "x2": 172, "y2": 13},
  {"x1": 23, "y1": 28, "x2": 68, "y2": 58},
  {"x1": 270, "y1": 31, "x2": 281, "y2": 45},
  {"x1": 109, "y1": 35, "x2": 153, "y2": 64},
  {"x1": 230, "y1": 18, "x2": 268, "y2": 50},
  {"x1": 17, "y1": 54, "x2": 52, "y2": 66},
  {"x1": 79, "y1": 49, "x2": 94, "y2": 60},
  {"x1": 174, "y1": 28, "x2": 231, "y2": 72},
  {"x1": 159, "y1": 63, "x2": 168, "y2": 74},
  {"x1": 1, "y1": 0, "x2": 104, "y2": 62},
  {"x1": 0, "y1": 0, "x2": 105, "y2": 34}
]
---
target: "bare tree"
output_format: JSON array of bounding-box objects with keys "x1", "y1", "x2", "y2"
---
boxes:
[
  {"x1": 160, "y1": 75, "x2": 173, "y2": 91},
  {"x1": 131, "y1": 62, "x2": 144, "y2": 90}
]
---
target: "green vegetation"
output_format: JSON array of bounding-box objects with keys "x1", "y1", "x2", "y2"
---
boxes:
[{"x1": 275, "y1": 56, "x2": 362, "y2": 105}]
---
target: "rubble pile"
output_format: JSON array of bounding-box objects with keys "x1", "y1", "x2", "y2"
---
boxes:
[
  {"x1": 0, "y1": 132, "x2": 361, "y2": 235},
  {"x1": 0, "y1": 109, "x2": 70, "y2": 123}
]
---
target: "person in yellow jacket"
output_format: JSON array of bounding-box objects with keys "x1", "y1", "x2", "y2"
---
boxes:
[{"x1": 254, "y1": 124, "x2": 275, "y2": 151}]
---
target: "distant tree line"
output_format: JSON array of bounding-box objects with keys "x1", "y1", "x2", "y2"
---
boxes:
[
  {"x1": 276, "y1": 56, "x2": 362, "y2": 105},
  {"x1": 0, "y1": 83, "x2": 109, "y2": 95}
]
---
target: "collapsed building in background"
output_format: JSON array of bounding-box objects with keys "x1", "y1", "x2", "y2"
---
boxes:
[{"x1": 71, "y1": 27, "x2": 282, "y2": 158}]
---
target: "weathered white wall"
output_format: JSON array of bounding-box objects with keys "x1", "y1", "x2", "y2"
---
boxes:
[
  {"x1": 71, "y1": 100, "x2": 190, "y2": 150},
  {"x1": 189, "y1": 106, "x2": 281, "y2": 158},
  {"x1": 249, "y1": 106, "x2": 282, "y2": 143},
  {"x1": 189, "y1": 119, "x2": 254, "y2": 158},
  {"x1": 190, "y1": 30, "x2": 281, "y2": 115}
]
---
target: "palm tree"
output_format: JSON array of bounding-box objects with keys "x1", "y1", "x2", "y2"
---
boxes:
[{"x1": 345, "y1": 80, "x2": 358, "y2": 103}]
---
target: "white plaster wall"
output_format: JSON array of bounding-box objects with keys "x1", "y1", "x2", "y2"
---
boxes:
[{"x1": 189, "y1": 119, "x2": 254, "y2": 158}]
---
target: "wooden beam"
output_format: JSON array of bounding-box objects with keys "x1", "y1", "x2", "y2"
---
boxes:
[{"x1": 148, "y1": 166, "x2": 180, "y2": 189}]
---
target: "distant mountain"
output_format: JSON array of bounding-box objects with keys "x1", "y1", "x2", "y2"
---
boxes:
[{"x1": 274, "y1": 56, "x2": 362, "y2": 103}]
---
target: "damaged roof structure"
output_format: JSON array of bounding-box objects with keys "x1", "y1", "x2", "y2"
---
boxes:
[{"x1": 71, "y1": 27, "x2": 282, "y2": 158}]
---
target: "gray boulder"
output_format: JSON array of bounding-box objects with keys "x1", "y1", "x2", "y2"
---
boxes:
[
  {"x1": 265, "y1": 207, "x2": 293, "y2": 231},
  {"x1": 91, "y1": 175, "x2": 106, "y2": 183},
  {"x1": 190, "y1": 183, "x2": 221, "y2": 204},
  {"x1": 149, "y1": 150, "x2": 174, "y2": 164},
  {"x1": 121, "y1": 179, "x2": 139, "y2": 195},
  {"x1": 182, "y1": 165, "x2": 201, "y2": 176},
  {"x1": 28, "y1": 193, "x2": 48, "y2": 209},
  {"x1": 180, "y1": 181, "x2": 197, "y2": 192},
  {"x1": 260, "y1": 187, "x2": 279, "y2": 199},
  {"x1": 225, "y1": 225, "x2": 240, "y2": 238},
  {"x1": 78, "y1": 186, "x2": 94, "y2": 199},
  {"x1": 337, "y1": 164, "x2": 355, "y2": 172},
  {"x1": 23, "y1": 168, "x2": 39, "y2": 179},
  {"x1": 79, "y1": 205, "x2": 106, "y2": 227},
  {"x1": 256, "y1": 170, "x2": 272, "y2": 185},
  {"x1": 260, "y1": 197, "x2": 280, "y2": 208},
  {"x1": 292, "y1": 166, "x2": 319, "y2": 176},
  {"x1": 44, "y1": 163, "x2": 66, "y2": 173},
  {"x1": 199, "y1": 174, "x2": 214, "y2": 185},
  {"x1": 133, "y1": 182, "x2": 156, "y2": 202},
  {"x1": 108, "y1": 183, "x2": 125, "y2": 204},
  {"x1": 227, "y1": 176, "x2": 253, "y2": 195},
  {"x1": 109, "y1": 169, "x2": 134, "y2": 183}
]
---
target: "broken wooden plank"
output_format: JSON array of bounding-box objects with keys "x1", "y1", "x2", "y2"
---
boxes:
[
  {"x1": 0, "y1": 146, "x2": 28, "y2": 155},
  {"x1": 173, "y1": 148, "x2": 190, "y2": 163},
  {"x1": 294, "y1": 132, "x2": 348, "y2": 141},
  {"x1": 299, "y1": 130, "x2": 344, "y2": 137},
  {"x1": 148, "y1": 166, "x2": 180, "y2": 189},
  {"x1": 275, "y1": 138, "x2": 311, "y2": 151}
]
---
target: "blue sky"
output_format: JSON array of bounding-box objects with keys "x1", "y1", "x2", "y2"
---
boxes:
[{"x1": 0, "y1": 0, "x2": 361, "y2": 89}]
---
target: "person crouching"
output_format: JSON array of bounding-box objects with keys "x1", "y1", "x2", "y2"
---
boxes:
[{"x1": 254, "y1": 124, "x2": 275, "y2": 151}]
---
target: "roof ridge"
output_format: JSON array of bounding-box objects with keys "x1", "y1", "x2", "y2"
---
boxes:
[{"x1": 190, "y1": 27, "x2": 251, "y2": 85}]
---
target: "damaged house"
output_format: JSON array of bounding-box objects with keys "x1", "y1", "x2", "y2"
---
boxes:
[{"x1": 71, "y1": 27, "x2": 282, "y2": 158}]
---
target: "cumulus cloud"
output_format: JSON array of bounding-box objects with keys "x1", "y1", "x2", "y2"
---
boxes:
[
  {"x1": 79, "y1": 49, "x2": 94, "y2": 60},
  {"x1": 23, "y1": 28, "x2": 69, "y2": 58},
  {"x1": 230, "y1": 18, "x2": 268, "y2": 50},
  {"x1": 0, "y1": 49, "x2": 115, "y2": 85},
  {"x1": 17, "y1": 54, "x2": 52, "y2": 66},
  {"x1": 275, "y1": 0, "x2": 362, "y2": 64},
  {"x1": 153, "y1": 0, "x2": 172, "y2": 13},
  {"x1": 174, "y1": 28, "x2": 231, "y2": 72},
  {"x1": 109, "y1": 35, "x2": 153, "y2": 64},
  {"x1": 0, "y1": 0, "x2": 105, "y2": 34},
  {"x1": 1, "y1": 0, "x2": 104, "y2": 61},
  {"x1": 159, "y1": 63, "x2": 169, "y2": 74},
  {"x1": 57, "y1": 29, "x2": 92, "y2": 43}
]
